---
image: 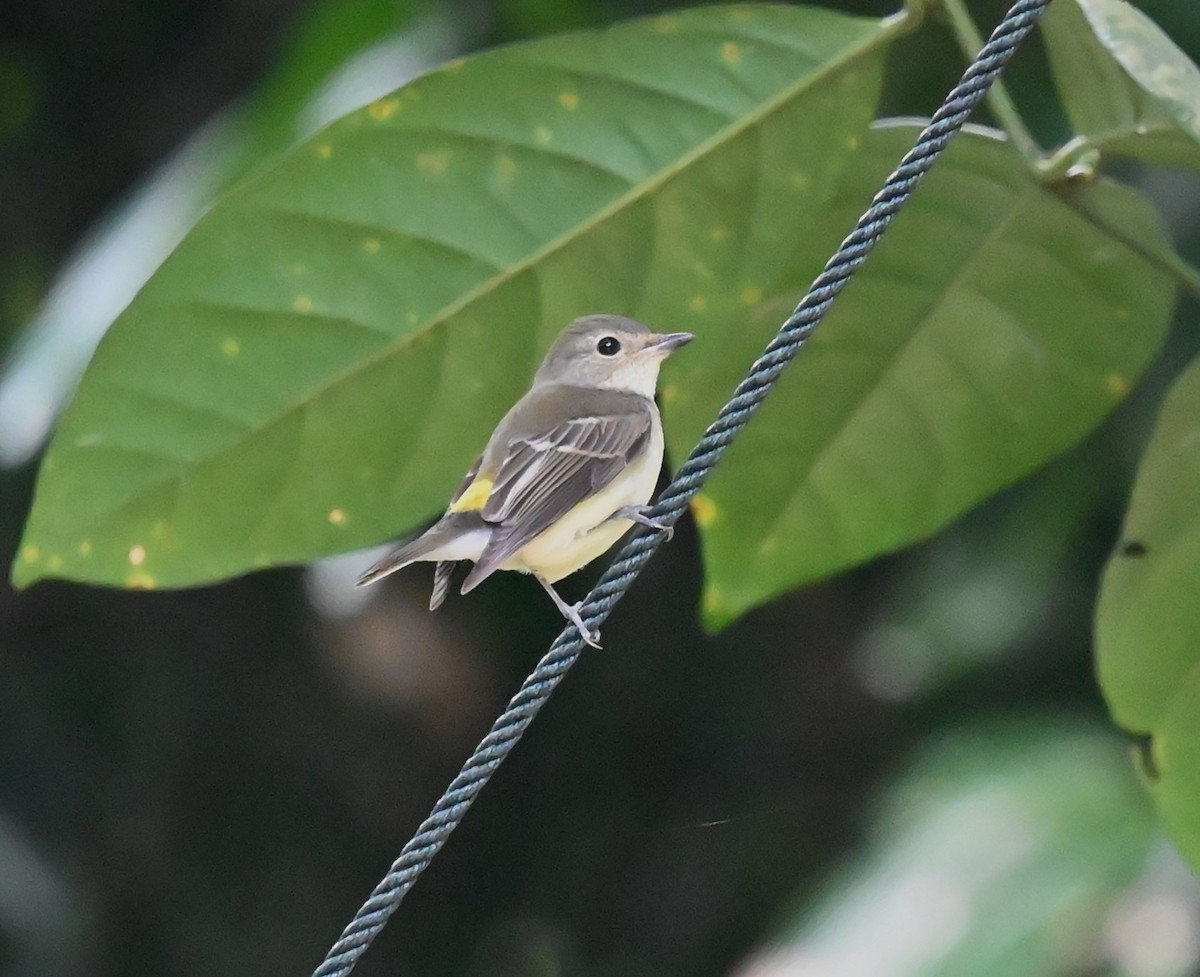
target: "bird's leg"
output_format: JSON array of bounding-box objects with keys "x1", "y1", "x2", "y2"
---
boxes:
[
  {"x1": 535, "y1": 574, "x2": 601, "y2": 649},
  {"x1": 603, "y1": 504, "x2": 673, "y2": 541}
]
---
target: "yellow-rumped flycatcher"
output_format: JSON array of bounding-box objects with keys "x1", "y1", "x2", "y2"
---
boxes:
[{"x1": 356, "y1": 315, "x2": 693, "y2": 647}]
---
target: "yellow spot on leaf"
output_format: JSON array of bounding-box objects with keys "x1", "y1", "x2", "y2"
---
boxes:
[
  {"x1": 78, "y1": 539, "x2": 92, "y2": 557},
  {"x1": 847, "y1": 135, "x2": 861, "y2": 150},
  {"x1": 710, "y1": 226, "x2": 728, "y2": 242},
  {"x1": 721, "y1": 41, "x2": 742, "y2": 66},
  {"x1": 1105, "y1": 374, "x2": 1131, "y2": 397},
  {"x1": 407, "y1": 311, "x2": 420, "y2": 327},
  {"x1": 691, "y1": 493, "x2": 719, "y2": 527},
  {"x1": 444, "y1": 57, "x2": 465, "y2": 73},
  {"x1": 558, "y1": 91, "x2": 579, "y2": 110},
  {"x1": 328, "y1": 508, "x2": 348, "y2": 526},
  {"x1": 152, "y1": 521, "x2": 168, "y2": 541},
  {"x1": 222, "y1": 338, "x2": 240, "y2": 357},
  {"x1": 368, "y1": 98, "x2": 400, "y2": 121},
  {"x1": 654, "y1": 14, "x2": 679, "y2": 32},
  {"x1": 129, "y1": 545, "x2": 147, "y2": 566},
  {"x1": 127, "y1": 573, "x2": 157, "y2": 590},
  {"x1": 417, "y1": 151, "x2": 449, "y2": 176},
  {"x1": 740, "y1": 285, "x2": 763, "y2": 305},
  {"x1": 363, "y1": 237, "x2": 381, "y2": 254},
  {"x1": 790, "y1": 171, "x2": 810, "y2": 189},
  {"x1": 22, "y1": 545, "x2": 40, "y2": 563},
  {"x1": 293, "y1": 295, "x2": 313, "y2": 314},
  {"x1": 1115, "y1": 306, "x2": 1131, "y2": 319},
  {"x1": 535, "y1": 125, "x2": 553, "y2": 145},
  {"x1": 495, "y1": 154, "x2": 517, "y2": 181},
  {"x1": 47, "y1": 555, "x2": 63, "y2": 572},
  {"x1": 660, "y1": 383, "x2": 678, "y2": 405},
  {"x1": 450, "y1": 478, "x2": 494, "y2": 513},
  {"x1": 316, "y1": 143, "x2": 333, "y2": 159},
  {"x1": 689, "y1": 295, "x2": 708, "y2": 313}
]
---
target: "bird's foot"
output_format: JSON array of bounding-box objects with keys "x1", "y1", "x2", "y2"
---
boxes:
[
  {"x1": 536, "y1": 574, "x2": 602, "y2": 648},
  {"x1": 565, "y1": 601, "x2": 602, "y2": 649},
  {"x1": 607, "y1": 504, "x2": 673, "y2": 541}
]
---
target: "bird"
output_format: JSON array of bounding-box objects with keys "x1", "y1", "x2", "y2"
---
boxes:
[{"x1": 356, "y1": 314, "x2": 693, "y2": 647}]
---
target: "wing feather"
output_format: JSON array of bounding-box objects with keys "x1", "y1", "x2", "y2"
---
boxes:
[{"x1": 460, "y1": 407, "x2": 652, "y2": 591}]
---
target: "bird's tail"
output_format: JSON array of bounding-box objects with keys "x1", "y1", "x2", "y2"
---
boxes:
[
  {"x1": 429, "y1": 561, "x2": 456, "y2": 611},
  {"x1": 355, "y1": 514, "x2": 487, "y2": 588},
  {"x1": 355, "y1": 539, "x2": 432, "y2": 587}
]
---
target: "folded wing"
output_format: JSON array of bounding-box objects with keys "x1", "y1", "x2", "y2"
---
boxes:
[{"x1": 460, "y1": 407, "x2": 651, "y2": 592}]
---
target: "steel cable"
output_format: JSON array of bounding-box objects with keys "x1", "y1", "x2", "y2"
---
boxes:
[{"x1": 312, "y1": 1, "x2": 1051, "y2": 972}]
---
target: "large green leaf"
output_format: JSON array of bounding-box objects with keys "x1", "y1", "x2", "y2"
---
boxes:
[
  {"x1": 1097, "y1": 353, "x2": 1200, "y2": 871},
  {"x1": 745, "y1": 721, "x2": 1166, "y2": 977},
  {"x1": 681, "y1": 123, "x2": 1175, "y2": 628},
  {"x1": 853, "y1": 444, "x2": 1114, "y2": 702},
  {"x1": 14, "y1": 5, "x2": 897, "y2": 589},
  {"x1": 1041, "y1": 0, "x2": 1200, "y2": 173}
]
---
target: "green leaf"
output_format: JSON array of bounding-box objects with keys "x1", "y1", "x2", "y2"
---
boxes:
[
  {"x1": 1097, "y1": 353, "x2": 1200, "y2": 872},
  {"x1": 854, "y1": 445, "x2": 1114, "y2": 702},
  {"x1": 753, "y1": 721, "x2": 1162, "y2": 977},
  {"x1": 238, "y1": 0, "x2": 434, "y2": 168},
  {"x1": 14, "y1": 4, "x2": 898, "y2": 589},
  {"x1": 0, "y1": 0, "x2": 436, "y2": 470},
  {"x1": 1041, "y1": 0, "x2": 1200, "y2": 172},
  {"x1": 684, "y1": 123, "x2": 1176, "y2": 628}
]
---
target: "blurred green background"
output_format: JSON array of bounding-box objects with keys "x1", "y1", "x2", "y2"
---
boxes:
[{"x1": 3, "y1": 1, "x2": 1200, "y2": 976}]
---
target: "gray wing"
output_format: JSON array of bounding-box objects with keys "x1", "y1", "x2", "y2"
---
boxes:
[{"x1": 460, "y1": 407, "x2": 652, "y2": 592}]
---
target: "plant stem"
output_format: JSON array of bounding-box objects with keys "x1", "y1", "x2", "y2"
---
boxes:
[
  {"x1": 939, "y1": 0, "x2": 1044, "y2": 163},
  {"x1": 937, "y1": 1, "x2": 1200, "y2": 303}
]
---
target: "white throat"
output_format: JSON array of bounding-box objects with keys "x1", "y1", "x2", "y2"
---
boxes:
[{"x1": 597, "y1": 358, "x2": 663, "y2": 397}]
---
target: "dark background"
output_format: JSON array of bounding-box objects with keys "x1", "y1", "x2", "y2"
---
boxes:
[{"x1": 3, "y1": 1, "x2": 1200, "y2": 975}]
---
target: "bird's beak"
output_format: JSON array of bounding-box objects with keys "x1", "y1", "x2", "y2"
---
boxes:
[{"x1": 645, "y1": 332, "x2": 694, "y2": 356}]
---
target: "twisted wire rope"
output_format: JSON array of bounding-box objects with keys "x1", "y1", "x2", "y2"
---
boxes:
[{"x1": 313, "y1": 1, "x2": 1050, "y2": 972}]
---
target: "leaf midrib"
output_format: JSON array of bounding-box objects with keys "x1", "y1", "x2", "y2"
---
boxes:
[
  {"x1": 71, "y1": 13, "x2": 903, "y2": 538},
  {"x1": 752, "y1": 144, "x2": 1038, "y2": 564}
]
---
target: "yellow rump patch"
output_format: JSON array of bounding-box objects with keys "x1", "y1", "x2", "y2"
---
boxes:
[{"x1": 450, "y1": 478, "x2": 494, "y2": 513}]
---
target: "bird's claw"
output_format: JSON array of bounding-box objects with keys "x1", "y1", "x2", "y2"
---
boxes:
[
  {"x1": 608, "y1": 505, "x2": 674, "y2": 541},
  {"x1": 566, "y1": 601, "x2": 602, "y2": 649},
  {"x1": 536, "y1": 574, "x2": 602, "y2": 648}
]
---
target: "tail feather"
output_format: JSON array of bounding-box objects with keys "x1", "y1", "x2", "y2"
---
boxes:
[
  {"x1": 356, "y1": 513, "x2": 490, "y2": 588},
  {"x1": 355, "y1": 539, "x2": 433, "y2": 587},
  {"x1": 429, "y1": 561, "x2": 456, "y2": 610}
]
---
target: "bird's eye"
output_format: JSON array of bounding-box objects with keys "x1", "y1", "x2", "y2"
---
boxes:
[{"x1": 597, "y1": 336, "x2": 621, "y2": 356}]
